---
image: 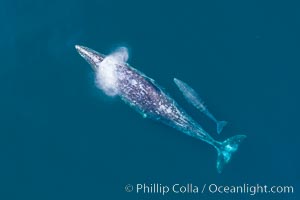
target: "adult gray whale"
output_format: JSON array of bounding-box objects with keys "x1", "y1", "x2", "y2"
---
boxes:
[{"x1": 75, "y1": 45, "x2": 246, "y2": 173}]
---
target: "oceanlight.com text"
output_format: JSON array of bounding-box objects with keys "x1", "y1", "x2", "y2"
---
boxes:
[{"x1": 124, "y1": 183, "x2": 294, "y2": 196}]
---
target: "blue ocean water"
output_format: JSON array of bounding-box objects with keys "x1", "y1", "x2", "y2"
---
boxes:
[{"x1": 0, "y1": 0, "x2": 299, "y2": 199}]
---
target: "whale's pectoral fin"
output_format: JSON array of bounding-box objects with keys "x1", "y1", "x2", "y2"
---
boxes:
[
  {"x1": 216, "y1": 121, "x2": 228, "y2": 134},
  {"x1": 215, "y1": 135, "x2": 246, "y2": 173}
]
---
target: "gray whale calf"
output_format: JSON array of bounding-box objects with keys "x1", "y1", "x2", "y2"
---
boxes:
[
  {"x1": 174, "y1": 78, "x2": 227, "y2": 134},
  {"x1": 75, "y1": 45, "x2": 246, "y2": 173}
]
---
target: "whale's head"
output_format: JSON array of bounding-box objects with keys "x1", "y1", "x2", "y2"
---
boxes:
[
  {"x1": 75, "y1": 45, "x2": 129, "y2": 97},
  {"x1": 75, "y1": 45, "x2": 105, "y2": 71}
]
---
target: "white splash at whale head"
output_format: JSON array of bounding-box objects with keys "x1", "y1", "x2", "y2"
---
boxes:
[{"x1": 95, "y1": 47, "x2": 129, "y2": 96}]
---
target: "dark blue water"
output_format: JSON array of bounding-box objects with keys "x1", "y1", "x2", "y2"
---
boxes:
[{"x1": 0, "y1": 0, "x2": 299, "y2": 199}]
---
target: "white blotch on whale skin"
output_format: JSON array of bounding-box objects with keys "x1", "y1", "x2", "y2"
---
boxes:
[
  {"x1": 166, "y1": 107, "x2": 172, "y2": 114},
  {"x1": 95, "y1": 47, "x2": 129, "y2": 96},
  {"x1": 158, "y1": 104, "x2": 166, "y2": 111},
  {"x1": 131, "y1": 79, "x2": 137, "y2": 86}
]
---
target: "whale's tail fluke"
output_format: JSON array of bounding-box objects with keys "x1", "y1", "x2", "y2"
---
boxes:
[
  {"x1": 214, "y1": 135, "x2": 246, "y2": 173},
  {"x1": 216, "y1": 121, "x2": 228, "y2": 134}
]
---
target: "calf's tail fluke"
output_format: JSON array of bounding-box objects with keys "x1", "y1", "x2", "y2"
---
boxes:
[
  {"x1": 214, "y1": 135, "x2": 246, "y2": 173},
  {"x1": 216, "y1": 120, "x2": 228, "y2": 134}
]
